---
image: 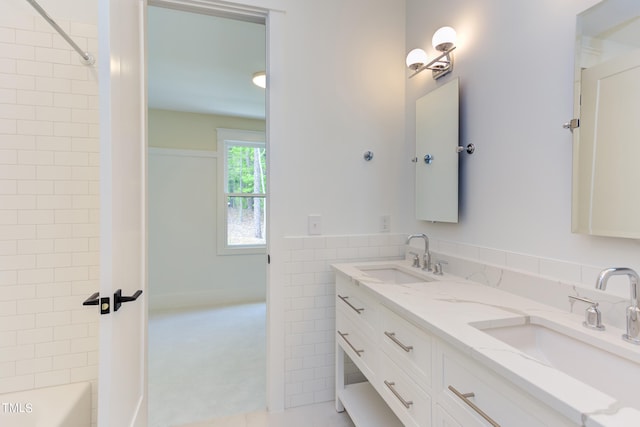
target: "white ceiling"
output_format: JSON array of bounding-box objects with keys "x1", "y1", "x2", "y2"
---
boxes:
[
  {"x1": 147, "y1": 6, "x2": 266, "y2": 119},
  {"x1": 581, "y1": 1, "x2": 640, "y2": 47}
]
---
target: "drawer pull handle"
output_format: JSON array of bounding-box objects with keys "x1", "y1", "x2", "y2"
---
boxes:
[
  {"x1": 384, "y1": 331, "x2": 413, "y2": 352},
  {"x1": 384, "y1": 380, "x2": 413, "y2": 409},
  {"x1": 337, "y1": 331, "x2": 364, "y2": 356},
  {"x1": 448, "y1": 385, "x2": 500, "y2": 427},
  {"x1": 338, "y1": 295, "x2": 364, "y2": 314}
]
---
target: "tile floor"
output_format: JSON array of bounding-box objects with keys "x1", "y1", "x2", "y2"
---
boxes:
[
  {"x1": 175, "y1": 401, "x2": 355, "y2": 427},
  {"x1": 149, "y1": 303, "x2": 267, "y2": 427}
]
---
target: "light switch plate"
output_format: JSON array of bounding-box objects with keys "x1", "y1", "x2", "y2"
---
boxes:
[
  {"x1": 308, "y1": 215, "x2": 322, "y2": 235},
  {"x1": 381, "y1": 214, "x2": 391, "y2": 232}
]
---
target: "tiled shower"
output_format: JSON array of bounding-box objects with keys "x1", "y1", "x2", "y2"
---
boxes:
[{"x1": 0, "y1": 13, "x2": 100, "y2": 423}]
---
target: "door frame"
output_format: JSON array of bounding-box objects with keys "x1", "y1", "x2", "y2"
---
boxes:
[{"x1": 146, "y1": 0, "x2": 286, "y2": 412}]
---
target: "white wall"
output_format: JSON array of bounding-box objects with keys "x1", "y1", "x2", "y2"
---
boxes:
[
  {"x1": 263, "y1": 0, "x2": 407, "y2": 410},
  {"x1": 0, "y1": 1, "x2": 99, "y2": 423},
  {"x1": 268, "y1": 0, "x2": 407, "y2": 237},
  {"x1": 404, "y1": 0, "x2": 640, "y2": 277},
  {"x1": 147, "y1": 109, "x2": 267, "y2": 311},
  {"x1": 148, "y1": 149, "x2": 266, "y2": 311}
]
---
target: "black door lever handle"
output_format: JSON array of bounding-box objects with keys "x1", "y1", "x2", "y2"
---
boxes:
[
  {"x1": 83, "y1": 292, "x2": 100, "y2": 306},
  {"x1": 82, "y1": 292, "x2": 110, "y2": 314},
  {"x1": 114, "y1": 289, "x2": 143, "y2": 312}
]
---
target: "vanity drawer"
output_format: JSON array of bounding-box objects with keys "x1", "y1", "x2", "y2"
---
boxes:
[
  {"x1": 379, "y1": 305, "x2": 432, "y2": 391},
  {"x1": 378, "y1": 352, "x2": 432, "y2": 427},
  {"x1": 440, "y1": 347, "x2": 545, "y2": 427},
  {"x1": 434, "y1": 404, "x2": 462, "y2": 427},
  {"x1": 336, "y1": 310, "x2": 378, "y2": 379},
  {"x1": 336, "y1": 280, "x2": 378, "y2": 333}
]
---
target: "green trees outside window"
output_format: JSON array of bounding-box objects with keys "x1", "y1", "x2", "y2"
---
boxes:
[{"x1": 225, "y1": 142, "x2": 266, "y2": 246}]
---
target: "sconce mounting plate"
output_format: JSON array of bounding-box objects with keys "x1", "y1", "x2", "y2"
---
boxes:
[{"x1": 409, "y1": 46, "x2": 456, "y2": 80}]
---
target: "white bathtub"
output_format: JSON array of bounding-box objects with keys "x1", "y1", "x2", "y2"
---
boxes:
[{"x1": 0, "y1": 382, "x2": 91, "y2": 427}]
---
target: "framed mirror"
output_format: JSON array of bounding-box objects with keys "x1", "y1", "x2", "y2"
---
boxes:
[
  {"x1": 415, "y1": 78, "x2": 459, "y2": 223},
  {"x1": 572, "y1": 0, "x2": 640, "y2": 238}
]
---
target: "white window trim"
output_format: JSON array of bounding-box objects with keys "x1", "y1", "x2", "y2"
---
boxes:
[{"x1": 216, "y1": 128, "x2": 267, "y2": 255}]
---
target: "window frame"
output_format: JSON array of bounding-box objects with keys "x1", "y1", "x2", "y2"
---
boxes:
[{"x1": 216, "y1": 128, "x2": 267, "y2": 255}]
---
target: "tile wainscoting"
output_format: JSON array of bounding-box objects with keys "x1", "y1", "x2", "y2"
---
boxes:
[{"x1": 280, "y1": 233, "x2": 406, "y2": 408}]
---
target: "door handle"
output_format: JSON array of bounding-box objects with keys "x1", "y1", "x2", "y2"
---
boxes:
[
  {"x1": 114, "y1": 289, "x2": 143, "y2": 312},
  {"x1": 83, "y1": 292, "x2": 99, "y2": 306},
  {"x1": 82, "y1": 292, "x2": 110, "y2": 314}
]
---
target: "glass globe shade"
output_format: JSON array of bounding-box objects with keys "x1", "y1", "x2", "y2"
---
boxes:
[
  {"x1": 432, "y1": 26, "x2": 456, "y2": 51},
  {"x1": 406, "y1": 48, "x2": 428, "y2": 70}
]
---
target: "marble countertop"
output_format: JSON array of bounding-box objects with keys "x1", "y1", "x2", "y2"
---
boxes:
[{"x1": 332, "y1": 260, "x2": 640, "y2": 427}]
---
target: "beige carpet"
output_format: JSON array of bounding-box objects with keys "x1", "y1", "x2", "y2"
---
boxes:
[{"x1": 148, "y1": 303, "x2": 267, "y2": 427}]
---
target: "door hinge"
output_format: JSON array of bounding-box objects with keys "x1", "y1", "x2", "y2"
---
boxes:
[
  {"x1": 267, "y1": 254, "x2": 271, "y2": 264},
  {"x1": 563, "y1": 118, "x2": 579, "y2": 131}
]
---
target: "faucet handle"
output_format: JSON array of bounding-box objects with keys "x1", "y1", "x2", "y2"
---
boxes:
[
  {"x1": 433, "y1": 260, "x2": 448, "y2": 276},
  {"x1": 569, "y1": 295, "x2": 605, "y2": 331},
  {"x1": 408, "y1": 251, "x2": 421, "y2": 268}
]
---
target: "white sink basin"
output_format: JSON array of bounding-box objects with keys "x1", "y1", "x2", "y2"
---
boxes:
[
  {"x1": 357, "y1": 266, "x2": 431, "y2": 284},
  {"x1": 475, "y1": 318, "x2": 640, "y2": 411}
]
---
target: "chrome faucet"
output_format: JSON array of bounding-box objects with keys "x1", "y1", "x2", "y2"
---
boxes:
[
  {"x1": 596, "y1": 267, "x2": 640, "y2": 345},
  {"x1": 406, "y1": 233, "x2": 431, "y2": 271}
]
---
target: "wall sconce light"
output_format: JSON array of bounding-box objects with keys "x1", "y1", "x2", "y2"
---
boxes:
[
  {"x1": 252, "y1": 71, "x2": 266, "y2": 89},
  {"x1": 406, "y1": 26, "x2": 457, "y2": 80}
]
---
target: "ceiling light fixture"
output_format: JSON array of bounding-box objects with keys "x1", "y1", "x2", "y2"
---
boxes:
[
  {"x1": 252, "y1": 71, "x2": 266, "y2": 89},
  {"x1": 406, "y1": 26, "x2": 457, "y2": 80}
]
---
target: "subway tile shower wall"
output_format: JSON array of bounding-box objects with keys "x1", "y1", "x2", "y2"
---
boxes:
[
  {"x1": 0, "y1": 15, "x2": 99, "y2": 423},
  {"x1": 281, "y1": 233, "x2": 406, "y2": 408}
]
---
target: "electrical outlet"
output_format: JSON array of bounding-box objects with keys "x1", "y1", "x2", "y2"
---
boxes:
[
  {"x1": 381, "y1": 214, "x2": 391, "y2": 232},
  {"x1": 308, "y1": 215, "x2": 322, "y2": 235}
]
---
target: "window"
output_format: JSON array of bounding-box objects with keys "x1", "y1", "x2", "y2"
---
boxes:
[{"x1": 217, "y1": 129, "x2": 266, "y2": 254}]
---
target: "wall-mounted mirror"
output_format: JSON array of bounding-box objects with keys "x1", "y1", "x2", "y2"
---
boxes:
[
  {"x1": 415, "y1": 78, "x2": 459, "y2": 222},
  {"x1": 572, "y1": 0, "x2": 640, "y2": 238}
]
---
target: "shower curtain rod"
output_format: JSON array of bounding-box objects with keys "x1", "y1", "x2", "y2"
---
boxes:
[{"x1": 25, "y1": 0, "x2": 95, "y2": 65}]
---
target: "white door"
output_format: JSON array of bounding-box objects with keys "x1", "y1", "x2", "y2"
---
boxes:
[
  {"x1": 98, "y1": 0, "x2": 147, "y2": 425},
  {"x1": 580, "y1": 50, "x2": 640, "y2": 237}
]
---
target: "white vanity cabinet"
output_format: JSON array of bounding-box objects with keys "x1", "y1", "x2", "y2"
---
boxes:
[
  {"x1": 334, "y1": 270, "x2": 577, "y2": 427},
  {"x1": 378, "y1": 351, "x2": 432, "y2": 427},
  {"x1": 435, "y1": 342, "x2": 574, "y2": 427},
  {"x1": 335, "y1": 273, "x2": 380, "y2": 381},
  {"x1": 336, "y1": 308, "x2": 377, "y2": 380},
  {"x1": 336, "y1": 277, "x2": 378, "y2": 334},
  {"x1": 335, "y1": 274, "x2": 405, "y2": 427},
  {"x1": 434, "y1": 404, "x2": 464, "y2": 427},
  {"x1": 379, "y1": 305, "x2": 433, "y2": 390},
  {"x1": 377, "y1": 305, "x2": 433, "y2": 426},
  {"x1": 335, "y1": 272, "x2": 433, "y2": 426}
]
